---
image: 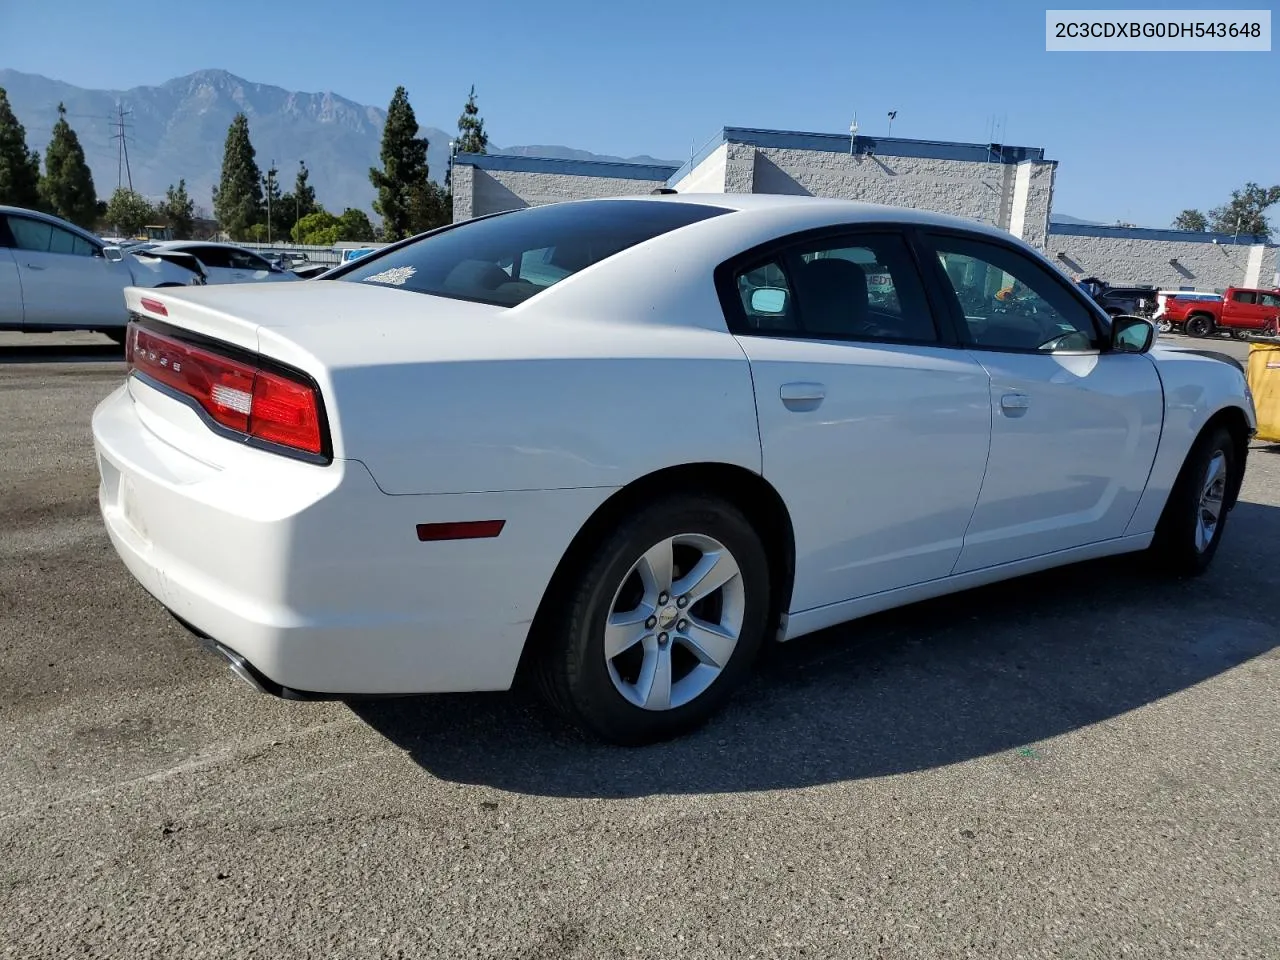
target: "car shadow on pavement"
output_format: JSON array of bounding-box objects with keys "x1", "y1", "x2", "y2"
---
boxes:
[{"x1": 351, "y1": 500, "x2": 1280, "y2": 798}]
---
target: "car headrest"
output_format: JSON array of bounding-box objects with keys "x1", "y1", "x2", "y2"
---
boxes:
[{"x1": 797, "y1": 257, "x2": 869, "y2": 334}]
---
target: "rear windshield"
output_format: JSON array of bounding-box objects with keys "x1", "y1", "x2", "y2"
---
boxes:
[{"x1": 333, "y1": 199, "x2": 729, "y2": 306}]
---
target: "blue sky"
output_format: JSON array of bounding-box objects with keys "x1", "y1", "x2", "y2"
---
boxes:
[{"x1": 1, "y1": 0, "x2": 1275, "y2": 229}]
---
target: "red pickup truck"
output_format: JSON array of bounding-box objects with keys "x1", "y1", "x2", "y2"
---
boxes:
[{"x1": 1164, "y1": 286, "x2": 1280, "y2": 339}]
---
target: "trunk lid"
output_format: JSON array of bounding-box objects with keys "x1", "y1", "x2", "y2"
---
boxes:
[
  {"x1": 124, "y1": 280, "x2": 528, "y2": 373},
  {"x1": 119, "y1": 281, "x2": 545, "y2": 465}
]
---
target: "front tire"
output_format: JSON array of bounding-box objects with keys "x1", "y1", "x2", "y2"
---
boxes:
[
  {"x1": 1149, "y1": 424, "x2": 1238, "y2": 576},
  {"x1": 537, "y1": 493, "x2": 772, "y2": 745},
  {"x1": 1185, "y1": 313, "x2": 1214, "y2": 338}
]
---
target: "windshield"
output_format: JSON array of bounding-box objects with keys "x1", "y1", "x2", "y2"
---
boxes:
[{"x1": 334, "y1": 199, "x2": 729, "y2": 306}]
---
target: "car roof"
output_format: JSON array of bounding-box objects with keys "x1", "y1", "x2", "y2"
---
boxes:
[
  {"x1": 158, "y1": 241, "x2": 244, "y2": 249},
  {"x1": 623, "y1": 192, "x2": 1020, "y2": 237},
  {"x1": 0, "y1": 204, "x2": 103, "y2": 243}
]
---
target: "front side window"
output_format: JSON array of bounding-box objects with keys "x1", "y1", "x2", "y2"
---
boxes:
[
  {"x1": 50, "y1": 228, "x2": 96, "y2": 257},
  {"x1": 6, "y1": 216, "x2": 97, "y2": 256},
  {"x1": 731, "y1": 232, "x2": 937, "y2": 343},
  {"x1": 335, "y1": 199, "x2": 729, "y2": 307},
  {"x1": 928, "y1": 234, "x2": 1100, "y2": 352},
  {"x1": 228, "y1": 249, "x2": 272, "y2": 271},
  {"x1": 1259, "y1": 293, "x2": 1280, "y2": 308}
]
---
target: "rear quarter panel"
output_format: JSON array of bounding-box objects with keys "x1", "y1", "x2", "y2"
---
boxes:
[{"x1": 302, "y1": 323, "x2": 763, "y2": 495}]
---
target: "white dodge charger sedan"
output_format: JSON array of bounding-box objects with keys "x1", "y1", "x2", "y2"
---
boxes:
[{"x1": 92, "y1": 195, "x2": 1257, "y2": 744}]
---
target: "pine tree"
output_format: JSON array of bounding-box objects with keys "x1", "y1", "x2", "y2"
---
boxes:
[
  {"x1": 456, "y1": 85, "x2": 488, "y2": 155},
  {"x1": 294, "y1": 160, "x2": 317, "y2": 220},
  {"x1": 39, "y1": 104, "x2": 98, "y2": 228},
  {"x1": 161, "y1": 179, "x2": 195, "y2": 239},
  {"x1": 408, "y1": 180, "x2": 451, "y2": 234},
  {"x1": 370, "y1": 86, "x2": 432, "y2": 241},
  {"x1": 0, "y1": 86, "x2": 42, "y2": 209},
  {"x1": 212, "y1": 113, "x2": 263, "y2": 240}
]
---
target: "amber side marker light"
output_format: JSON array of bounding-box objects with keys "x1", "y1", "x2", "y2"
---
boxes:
[{"x1": 416, "y1": 520, "x2": 506, "y2": 542}]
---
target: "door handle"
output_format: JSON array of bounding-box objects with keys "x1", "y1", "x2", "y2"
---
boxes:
[
  {"x1": 780, "y1": 381, "x2": 825, "y2": 411},
  {"x1": 1000, "y1": 392, "x2": 1030, "y2": 416},
  {"x1": 25, "y1": 263, "x2": 45, "y2": 270}
]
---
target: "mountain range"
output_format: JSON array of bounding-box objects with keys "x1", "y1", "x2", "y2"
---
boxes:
[
  {"x1": 1, "y1": 68, "x2": 1106, "y2": 228},
  {"x1": 0, "y1": 68, "x2": 678, "y2": 216}
]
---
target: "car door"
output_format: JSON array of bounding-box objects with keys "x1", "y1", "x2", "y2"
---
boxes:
[
  {"x1": 1220, "y1": 289, "x2": 1260, "y2": 329},
  {"x1": 916, "y1": 229, "x2": 1164, "y2": 574},
  {"x1": 4, "y1": 214, "x2": 128, "y2": 328},
  {"x1": 720, "y1": 227, "x2": 993, "y2": 611},
  {"x1": 1259, "y1": 292, "x2": 1280, "y2": 331},
  {"x1": 0, "y1": 220, "x2": 23, "y2": 326}
]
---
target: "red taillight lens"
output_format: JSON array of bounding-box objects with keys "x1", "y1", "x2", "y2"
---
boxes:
[
  {"x1": 249, "y1": 369, "x2": 323, "y2": 453},
  {"x1": 128, "y1": 323, "x2": 324, "y2": 457}
]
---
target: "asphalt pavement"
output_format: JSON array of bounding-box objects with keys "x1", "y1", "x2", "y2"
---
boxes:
[{"x1": 1, "y1": 330, "x2": 1277, "y2": 959}]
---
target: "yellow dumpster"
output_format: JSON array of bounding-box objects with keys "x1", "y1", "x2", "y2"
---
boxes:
[{"x1": 1247, "y1": 342, "x2": 1280, "y2": 443}]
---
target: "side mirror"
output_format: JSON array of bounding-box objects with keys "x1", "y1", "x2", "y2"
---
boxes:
[
  {"x1": 750, "y1": 286, "x2": 788, "y2": 314},
  {"x1": 1111, "y1": 314, "x2": 1156, "y2": 353},
  {"x1": 102, "y1": 245, "x2": 124, "y2": 263}
]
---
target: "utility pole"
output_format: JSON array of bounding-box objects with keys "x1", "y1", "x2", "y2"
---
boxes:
[
  {"x1": 265, "y1": 160, "x2": 275, "y2": 243},
  {"x1": 112, "y1": 104, "x2": 134, "y2": 191},
  {"x1": 887, "y1": 110, "x2": 897, "y2": 137}
]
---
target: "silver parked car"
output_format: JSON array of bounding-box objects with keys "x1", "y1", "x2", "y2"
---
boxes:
[{"x1": 0, "y1": 206, "x2": 206, "y2": 342}]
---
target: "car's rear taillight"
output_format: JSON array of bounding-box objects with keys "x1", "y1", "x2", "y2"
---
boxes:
[{"x1": 126, "y1": 320, "x2": 326, "y2": 458}]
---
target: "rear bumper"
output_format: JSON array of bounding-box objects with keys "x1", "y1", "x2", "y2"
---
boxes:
[{"x1": 92, "y1": 381, "x2": 609, "y2": 695}]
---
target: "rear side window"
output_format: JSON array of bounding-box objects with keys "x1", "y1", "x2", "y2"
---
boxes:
[
  {"x1": 189, "y1": 246, "x2": 233, "y2": 269},
  {"x1": 730, "y1": 232, "x2": 938, "y2": 343},
  {"x1": 335, "y1": 199, "x2": 729, "y2": 306}
]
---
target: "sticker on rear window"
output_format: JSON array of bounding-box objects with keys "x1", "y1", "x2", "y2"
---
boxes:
[{"x1": 362, "y1": 265, "x2": 416, "y2": 286}]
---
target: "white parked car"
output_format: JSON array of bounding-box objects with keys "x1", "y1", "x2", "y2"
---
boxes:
[
  {"x1": 0, "y1": 206, "x2": 205, "y2": 342},
  {"x1": 91, "y1": 195, "x2": 1257, "y2": 744},
  {"x1": 141, "y1": 241, "x2": 302, "y2": 284}
]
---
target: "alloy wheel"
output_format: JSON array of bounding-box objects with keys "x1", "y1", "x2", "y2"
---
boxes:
[
  {"x1": 1195, "y1": 450, "x2": 1228, "y2": 553},
  {"x1": 603, "y1": 533, "x2": 745, "y2": 711}
]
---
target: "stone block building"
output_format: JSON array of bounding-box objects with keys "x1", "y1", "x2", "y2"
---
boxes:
[{"x1": 449, "y1": 125, "x2": 1278, "y2": 292}]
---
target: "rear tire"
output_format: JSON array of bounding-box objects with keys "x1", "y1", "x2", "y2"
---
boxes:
[
  {"x1": 1148, "y1": 424, "x2": 1238, "y2": 576},
  {"x1": 1185, "y1": 314, "x2": 1214, "y2": 338},
  {"x1": 536, "y1": 492, "x2": 771, "y2": 745}
]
